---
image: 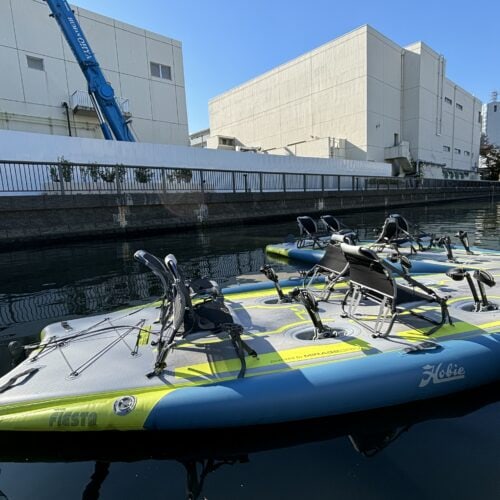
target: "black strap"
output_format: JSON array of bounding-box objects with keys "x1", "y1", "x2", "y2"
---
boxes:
[
  {"x1": 224, "y1": 323, "x2": 257, "y2": 379},
  {"x1": 382, "y1": 259, "x2": 443, "y2": 302}
]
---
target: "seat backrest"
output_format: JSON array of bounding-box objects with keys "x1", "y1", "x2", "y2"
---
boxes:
[
  {"x1": 297, "y1": 216, "x2": 318, "y2": 237},
  {"x1": 320, "y1": 215, "x2": 341, "y2": 233},
  {"x1": 340, "y1": 243, "x2": 394, "y2": 297},
  {"x1": 317, "y1": 242, "x2": 349, "y2": 276},
  {"x1": 375, "y1": 216, "x2": 400, "y2": 243},
  {"x1": 165, "y1": 254, "x2": 193, "y2": 308},
  {"x1": 134, "y1": 250, "x2": 173, "y2": 296},
  {"x1": 390, "y1": 214, "x2": 410, "y2": 234}
]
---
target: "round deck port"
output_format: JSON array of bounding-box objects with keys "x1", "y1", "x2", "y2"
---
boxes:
[
  {"x1": 289, "y1": 323, "x2": 357, "y2": 341},
  {"x1": 452, "y1": 299, "x2": 499, "y2": 313}
]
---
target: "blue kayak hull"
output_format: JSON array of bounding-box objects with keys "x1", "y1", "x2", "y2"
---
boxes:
[
  {"x1": 145, "y1": 333, "x2": 500, "y2": 429},
  {"x1": 265, "y1": 242, "x2": 500, "y2": 274}
]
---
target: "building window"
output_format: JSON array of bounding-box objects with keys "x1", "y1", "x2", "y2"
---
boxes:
[
  {"x1": 150, "y1": 62, "x2": 172, "y2": 80},
  {"x1": 495, "y1": 105, "x2": 498, "y2": 112},
  {"x1": 456, "y1": 103, "x2": 463, "y2": 111},
  {"x1": 443, "y1": 145, "x2": 451, "y2": 152},
  {"x1": 464, "y1": 151, "x2": 471, "y2": 156},
  {"x1": 26, "y1": 55, "x2": 44, "y2": 71},
  {"x1": 454, "y1": 148, "x2": 461, "y2": 154},
  {"x1": 478, "y1": 111, "x2": 482, "y2": 123},
  {"x1": 444, "y1": 97, "x2": 452, "y2": 105},
  {"x1": 219, "y1": 137, "x2": 235, "y2": 147}
]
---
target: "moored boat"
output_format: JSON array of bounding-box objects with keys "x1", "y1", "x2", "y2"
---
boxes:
[{"x1": 0, "y1": 248, "x2": 498, "y2": 432}]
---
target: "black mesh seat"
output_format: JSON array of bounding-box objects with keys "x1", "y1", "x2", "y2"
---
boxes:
[
  {"x1": 391, "y1": 214, "x2": 432, "y2": 249},
  {"x1": 320, "y1": 215, "x2": 342, "y2": 233},
  {"x1": 296, "y1": 216, "x2": 328, "y2": 249},
  {"x1": 164, "y1": 254, "x2": 230, "y2": 335},
  {"x1": 136, "y1": 251, "x2": 257, "y2": 378},
  {"x1": 374, "y1": 215, "x2": 411, "y2": 247},
  {"x1": 374, "y1": 214, "x2": 433, "y2": 252},
  {"x1": 320, "y1": 215, "x2": 357, "y2": 242},
  {"x1": 340, "y1": 243, "x2": 451, "y2": 337},
  {"x1": 303, "y1": 235, "x2": 350, "y2": 301}
]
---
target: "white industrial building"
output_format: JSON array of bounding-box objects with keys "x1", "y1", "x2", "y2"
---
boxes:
[
  {"x1": 483, "y1": 92, "x2": 500, "y2": 147},
  {"x1": 0, "y1": 0, "x2": 189, "y2": 145},
  {"x1": 208, "y1": 25, "x2": 482, "y2": 178}
]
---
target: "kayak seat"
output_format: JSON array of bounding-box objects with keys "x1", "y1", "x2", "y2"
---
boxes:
[
  {"x1": 340, "y1": 243, "x2": 451, "y2": 338},
  {"x1": 374, "y1": 216, "x2": 410, "y2": 247},
  {"x1": 163, "y1": 254, "x2": 257, "y2": 377},
  {"x1": 302, "y1": 237, "x2": 350, "y2": 301},
  {"x1": 189, "y1": 277, "x2": 219, "y2": 296},
  {"x1": 320, "y1": 215, "x2": 358, "y2": 244},
  {"x1": 297, "y1": 216, "x2": 327, "y2": 249},
  {"x1": 320, "y1": 215, "x2": 342, "y2": 233},
  {"x1": 193, "y1": 300, "x2": 234, "y2": 331},
  {"x1": 373, "y1": 214, "x2": 432, "y2": 252}
]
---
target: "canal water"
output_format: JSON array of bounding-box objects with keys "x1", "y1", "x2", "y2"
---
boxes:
[{"x1": 0, "y1": 200, "x2": 499, "y2": 499}]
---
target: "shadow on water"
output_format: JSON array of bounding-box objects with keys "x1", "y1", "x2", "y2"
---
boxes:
[{"x1": 0, "y1": 381, "x2": 498, "y2": 500}]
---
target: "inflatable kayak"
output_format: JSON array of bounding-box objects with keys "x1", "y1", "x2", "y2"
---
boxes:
[
  {"x1": 0, "y1": 249, "x2": 498, "y2": 432},
  {"x1": 270, "y1": 213, "x2": 500, "y2": 274},
  {"x1": 266, "y1": 240, "x2": 500, "y2": 274}
]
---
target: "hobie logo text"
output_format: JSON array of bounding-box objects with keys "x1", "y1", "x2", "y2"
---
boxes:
[{"x1": 419, "y1": 363, "x2": 465, "y2": 388}]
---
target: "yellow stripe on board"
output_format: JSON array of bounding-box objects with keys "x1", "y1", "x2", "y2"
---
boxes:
[
  {"x1": 175, "y1": 338, "x2": 372, "y2": 379},
  {"x1": 477, "y1": 320, "x2": 500, "y2": 330},
  {"x1": 137, "y1": 325, "x2": 152, "y2": 346},
  {"x1": 0, "y1": 387, "x2": 175, "y2": 432},
  {"x1": 397, "y1": 321, "x2": 484, "y2": 342}
]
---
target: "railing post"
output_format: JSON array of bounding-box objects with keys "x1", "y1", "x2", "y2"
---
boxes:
[
  {"x1": 200, "y1": 170, "x2": 205, "y2": 194},
  {"x1": 259, "y1": 172, "x2": 263, "y2": 193},
  {"x1": 283, "y1": 173, "x2": 286, "y2": 193},
  {"x1": 161, "y1": 168, "x2": 167, "y2": 193},
  {"x1": 337, "y1": 175, "x2": 340, "y2": 191},
  {"x1": 115, "y1": 166, "x2": 121, "y2": 194},
  {"x1": 232, "y1": 171, "x2": 236, "y2": 193},
  {"x1": 57, "y1": 163, "x2": 65, "y2": 195},
  {"x1": 321, "y1": 174, "x2": 324, "y2": 193},
  {"x1": 352, "y1": 176, "x2": 355, "y2": 191},
  {"x1": 243, "y1": 173, "x2": 248, "y2": 193},
  {"x1": 303, "y1": 174, "x2": 306, "y2": 192}
]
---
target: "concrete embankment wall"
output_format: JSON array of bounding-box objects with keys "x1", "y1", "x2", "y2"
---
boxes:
[{"x1": 0, "y1": 186, "x2": 496, "y2": 248}]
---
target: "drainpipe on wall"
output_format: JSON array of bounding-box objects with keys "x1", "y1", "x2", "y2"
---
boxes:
[
  {"x1": 62, "y1": 102, "x2": 72, "y2": 137},
  {"x1": 470, "y1": 97, "x2": 476, "y2": 174},
  {"x1": 451, "y1": 85, "x2": 457, "y2": 170},
  {"x1": 400, "y1": 49, "x2": 405, "y2": 141}
]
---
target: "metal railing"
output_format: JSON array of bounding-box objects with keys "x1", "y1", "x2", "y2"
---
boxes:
[
  {"x1": 0, "y1": 160, "x2": 496, "y2": 195},
  {"x1": 70, "y1": 90, "x2": 130, "y2": 116}
]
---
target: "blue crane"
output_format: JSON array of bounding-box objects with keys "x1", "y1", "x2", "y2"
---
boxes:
[{"x1": 45, "y1": 0, "x2": 135, "y2": 141}]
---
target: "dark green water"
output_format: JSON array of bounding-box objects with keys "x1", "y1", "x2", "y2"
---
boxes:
[{"x1": 0, "y1": 200, "x2": 499, "y2": 499}]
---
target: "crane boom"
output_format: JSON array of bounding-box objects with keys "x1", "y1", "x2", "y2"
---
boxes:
[{"x1": 45, "y1": 0, "x2": 135, "y2": 141}]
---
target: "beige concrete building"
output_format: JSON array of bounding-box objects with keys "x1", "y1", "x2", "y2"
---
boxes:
[
  {"x1": 0, "y1": 0, "x2": 189, "y2": 145},
  {"x1": 209, "y1": 25, "x2": 481, "y2": 178},
  {"x1": 483, "y1": 92, "x2": 500, "y2": 147}
]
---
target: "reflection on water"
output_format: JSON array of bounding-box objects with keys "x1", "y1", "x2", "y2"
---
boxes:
[
  {"x1": 0, "y1": 199, "x2": 499, "y2": 499},
  {"x1": 0, "y1": 381, "x2": 498, "y2": 499}
]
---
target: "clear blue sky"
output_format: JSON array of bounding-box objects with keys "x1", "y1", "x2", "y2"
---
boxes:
[{"x1": 72, "y1": 0, "x2": 499, "y2": 133}]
